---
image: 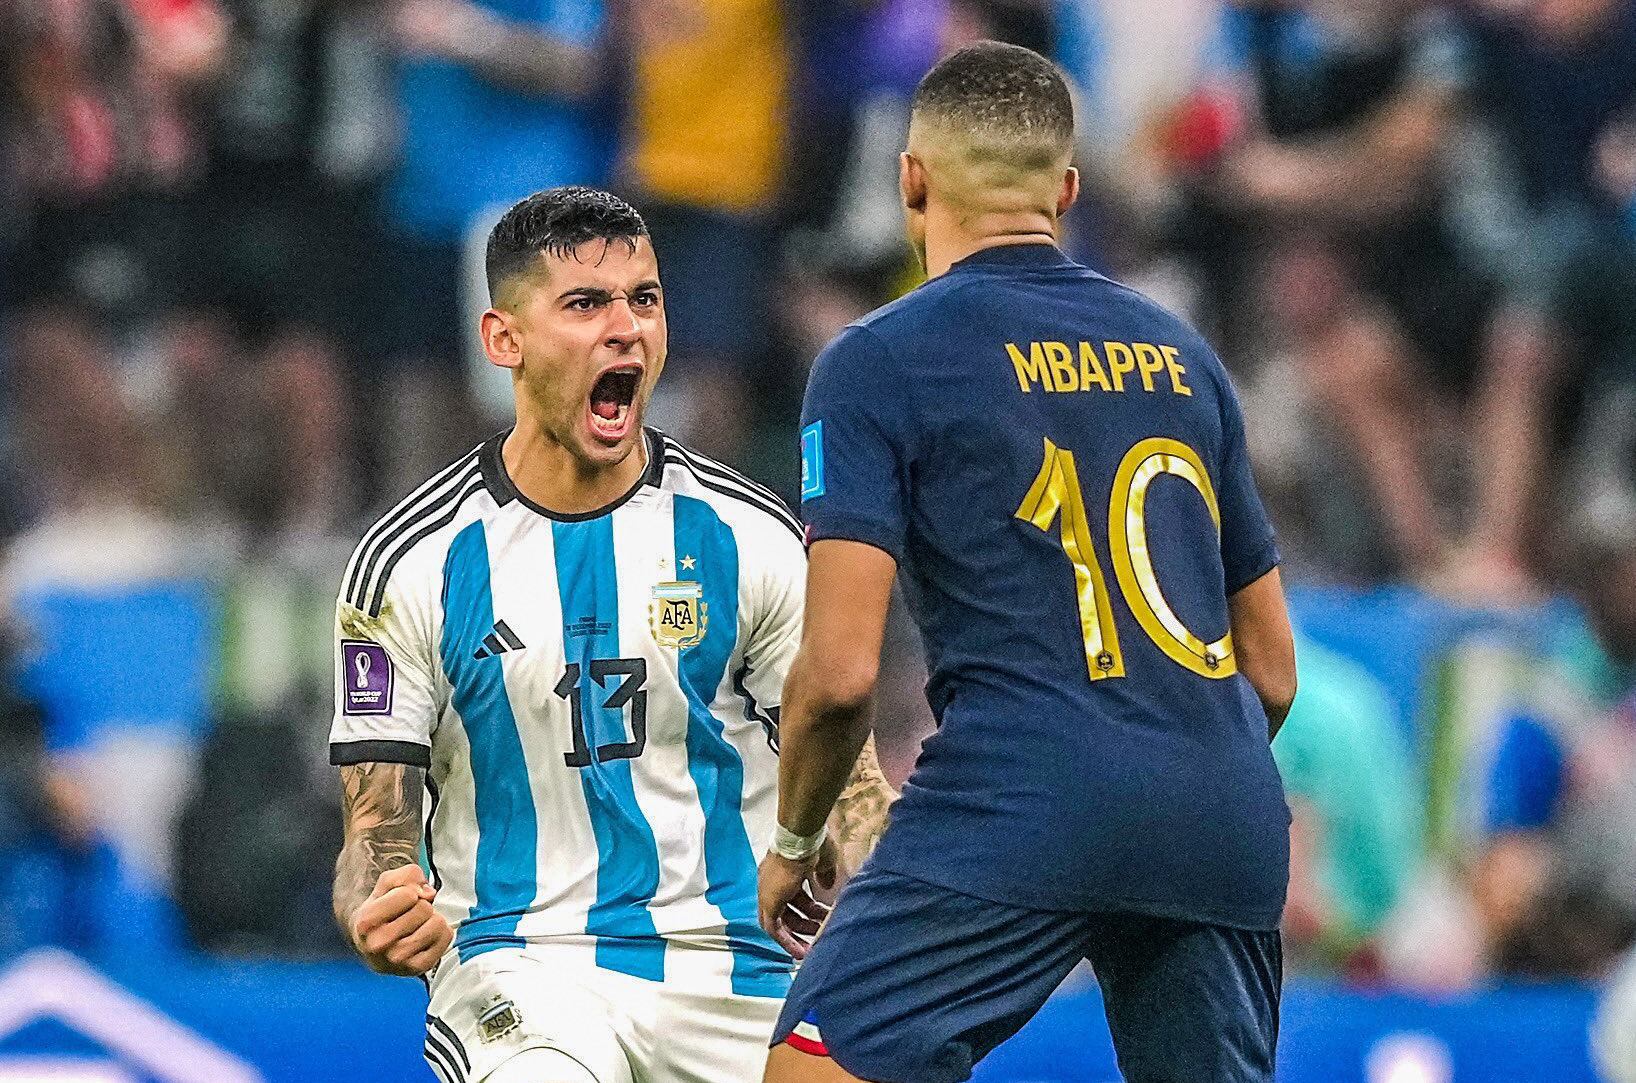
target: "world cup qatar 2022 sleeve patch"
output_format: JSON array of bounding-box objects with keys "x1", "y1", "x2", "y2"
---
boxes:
[
  {"x1": 800, "y1": 420, "x2": 825, "y2": 501},
  {"x1": 341, "y1": 640, "x2": 395, "y2": 715}
]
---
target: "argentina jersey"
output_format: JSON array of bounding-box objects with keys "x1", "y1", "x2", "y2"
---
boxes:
[{"x1": 328, "y1": 428, "x2": 804, "y2": 998}]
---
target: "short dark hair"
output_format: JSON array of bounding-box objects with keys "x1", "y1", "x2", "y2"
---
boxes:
[
  {"x1": 485, "y1": 187, "x2": 649, "y2": 303},
  {"x1": 911, "y1": 41, "x2": 1074, "y2": 152}
]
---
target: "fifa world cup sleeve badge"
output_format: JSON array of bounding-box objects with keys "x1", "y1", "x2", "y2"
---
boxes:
[
  {"x1": 340, "y1": 640, "x2": 394, "y2": 715},
  {"x1": 800, "y1": 421, "x2": 825, "y2": 500},
  {"x1": 650, "y1": 580, "x2": 708, "y2": 649}
]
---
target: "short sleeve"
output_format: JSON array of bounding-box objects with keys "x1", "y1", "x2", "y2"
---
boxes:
[
  {"x1": 1215, "y1": 370, "x2": 1279, "y2": 594},
  {"x1": 328, "y1": 563, "x2": 441, "y2": 768},
  {"x1": 799, "y1": 324, "x2": 911, "y2": 562},
  {"x1": 738, "y1": 527, "x2": 806, "y2": 717}
]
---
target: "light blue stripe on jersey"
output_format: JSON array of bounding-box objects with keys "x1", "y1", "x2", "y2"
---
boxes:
[
  {"x1": 673, "y1": 495, "x2": 795, "y2": 997},
  {"x1": 441, "y1": 521, "x2": 534, "y2": 962},
  {"x1": 553, "y1": 516, "x2": 666, "y2": 982}
]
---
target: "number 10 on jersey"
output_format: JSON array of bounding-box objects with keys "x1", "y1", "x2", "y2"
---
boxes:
[{"x1": 1017, "y1": 436, "x2": 1236, "y2": 683}]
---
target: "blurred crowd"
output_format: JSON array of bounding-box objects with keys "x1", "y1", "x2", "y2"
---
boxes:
[{"x1": 1, "y1": 0, "x2": 1635, "y2": 995}]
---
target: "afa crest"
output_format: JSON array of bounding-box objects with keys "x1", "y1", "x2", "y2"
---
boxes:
[
  {"x1": 651, "y1": 581, "x2": 708, "y2": 649},
  {"x1": 477, "y1": 997, "x2": 522, "y2": 1043}
]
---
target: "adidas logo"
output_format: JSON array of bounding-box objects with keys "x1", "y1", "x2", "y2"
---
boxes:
[{"x1": 473, "y1": 620, "x2": 525, "y2": 659}]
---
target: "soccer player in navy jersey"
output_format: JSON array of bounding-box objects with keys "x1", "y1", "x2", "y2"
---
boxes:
[{"x1": 757, "y1": 43, "x2": 1298, "y2": 1083}]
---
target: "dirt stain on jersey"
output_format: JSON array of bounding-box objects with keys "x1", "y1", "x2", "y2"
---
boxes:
[{"x1": 338, "y1": 599, "x2": 394, "y2": 640}]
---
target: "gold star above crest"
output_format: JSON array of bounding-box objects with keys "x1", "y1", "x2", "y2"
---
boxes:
[{"x1": 680, "y1": 554, "x2": 697, "y2": 571}]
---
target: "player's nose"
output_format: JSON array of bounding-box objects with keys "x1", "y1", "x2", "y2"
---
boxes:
[{"x1": 603, "y1": 298, "x2": 642, "y2": 349}]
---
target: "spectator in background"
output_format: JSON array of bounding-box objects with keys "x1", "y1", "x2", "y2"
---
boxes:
[
  {"x1": 1451, "y1": 0, "x2": 1636, "y2": 598},
  {"x1": 1275, "y1": 634, "x2": 1419, "y2": 978},
  {"x1": 779, "y1": 0, "x2": 944, "y2": 299},
  {"x1": 2, "y1": 510, "x2": 218, "y2": 902},
  {"x1": 0, "y1": 619, "x2": 73, "y2": 958},
  {"x1": 174, "y1": 695, "x2": 343, "y2": 956},
  {"x1": 1468, "y1": 536, "x2": 1636, "y2": 978},
  {"x1": 163, "y1": 0, "x2": 396, "y2": 539},
  {"x1": 0, "y1": 0, "x2": 224, "y2": 320},
  {"x1": 0, "y1": 350, "x2": 220, "y2": 957},
  {"x1": 1193, "y1": 0, "x2": 1496, "y2": 584},
  {"x1": 620, "y1": 0, "x2": 790, "y2": 462},
  {"x1": 781, "y1": 0, "x2": 881, "y2": 250},
  {"x1": 0, "y1": 0, "x2": 219, "y2": 902},
  {"x1": 949, "y1": 0, "x2": 1051, "y2": 54},
  {"x1": 1, "y1": 0, "x2": 225, "y2": 517},
  {"x1": 379, "y1": 0, "x2": 606, "y2": 493},
  {"x1": 776, "y1": 0, "x2": 1060, "y2": 406},
  {"x1": 1466, "y1": 701, "x2": 1636, "y2": 980},
  {"x1": 775, "y1": 0, "x2": 949, "y2": 484}
]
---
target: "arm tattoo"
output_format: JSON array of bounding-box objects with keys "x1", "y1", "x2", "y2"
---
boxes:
[
  {"x1": 334, "y1": 762, "x2": 425, "y2": 937},
  {"x1": 832, "y1": 736, "x2": 896, "y2": 871}
]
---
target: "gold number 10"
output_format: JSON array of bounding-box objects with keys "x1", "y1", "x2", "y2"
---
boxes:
[{"x1": 1016, "y1": 436, "x2": 1236, "y2": 683}]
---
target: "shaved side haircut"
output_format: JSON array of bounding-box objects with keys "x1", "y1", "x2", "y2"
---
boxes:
[{"x1": 910, "y1": 41, "x2": 1075, "y2": 170}]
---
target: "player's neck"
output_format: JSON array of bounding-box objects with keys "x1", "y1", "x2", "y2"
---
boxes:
[
  {"x1": 501, "y1": 421, "x2": 649, "y2": 516},
  {"x1": 922, "y1": 212, "x2": 1061, "y2": 279}
]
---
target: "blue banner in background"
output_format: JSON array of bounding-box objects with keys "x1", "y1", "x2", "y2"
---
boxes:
[
  {"x1": 0, "y1": 950, "x2": 1606, "y2": 1082},
  {"x1": 974, "y1": 973, "x2": 1603, "y2": 1083}
]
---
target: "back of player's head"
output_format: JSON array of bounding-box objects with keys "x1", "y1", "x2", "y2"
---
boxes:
[
  {"x1": 910, "y1": 41, "x2": 1075, "y2": 174},
  {"x1": 486, "y1": 187, "x2": 649, "y2": 306}
]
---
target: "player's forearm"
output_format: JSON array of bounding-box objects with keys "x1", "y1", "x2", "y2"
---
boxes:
[
  {"x1": 334, "y1": 762, "x2": 425, "y2": 938},
  {"x1": 1227, "y1": 569, "x2": 1296, "y2": 741},
  {"x1": 830, "y1": 735, "x2": 897, "y2": 870},
  {"x1": 776, "y1": 659, "x2": 875, "y2": 839}
]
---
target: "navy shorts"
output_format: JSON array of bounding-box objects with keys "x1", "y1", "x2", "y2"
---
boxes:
[{"x1": 772, "y1": 866, "x2": 1281, "y2": 1083}]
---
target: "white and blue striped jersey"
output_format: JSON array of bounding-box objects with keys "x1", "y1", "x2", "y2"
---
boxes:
[{"x1": 329, "y1": 429, "x2": 804, "y2": 998}]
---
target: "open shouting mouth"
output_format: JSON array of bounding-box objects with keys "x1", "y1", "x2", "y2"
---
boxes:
[{"x1": 588, "y1": 363, "x2": 643, "y2": 444}]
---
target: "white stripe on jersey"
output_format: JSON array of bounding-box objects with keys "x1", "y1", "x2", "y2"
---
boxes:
[{"x1": 343, "y1": 445, "x2": 483, "y2": 614}]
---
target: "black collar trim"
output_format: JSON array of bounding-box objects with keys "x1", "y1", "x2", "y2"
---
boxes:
[{"x1": 480, "y1": 428, "x2": 665, "y2": 522}]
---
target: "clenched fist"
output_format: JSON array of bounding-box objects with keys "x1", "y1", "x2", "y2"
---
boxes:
[{"x1": 350, "y1": 865, "x2": 454, "y2": 976}]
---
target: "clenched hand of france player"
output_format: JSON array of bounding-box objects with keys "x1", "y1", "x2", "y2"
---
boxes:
[{"x1": 760, "y1": 539, "x2": 900, "y2": 959}]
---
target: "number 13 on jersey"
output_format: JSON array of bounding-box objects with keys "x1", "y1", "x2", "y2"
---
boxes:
[{"x1": 1017, "y1": 436, "x2": 1235, "y2": 683}]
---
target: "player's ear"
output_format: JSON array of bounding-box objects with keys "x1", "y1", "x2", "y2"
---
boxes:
[
  {"x1": 480, "y1": 308, "x2": 523, "y2": 371},
  {"x1": 1056, "y1": 166, "x2": 1080, "y2": 218},
  {"x1": 900, "y1": 152, "x2": 927, "y2": 213}
]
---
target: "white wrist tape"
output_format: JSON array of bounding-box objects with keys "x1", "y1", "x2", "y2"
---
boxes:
[{"x1": 772, "y1": 822, "x2": 827, "y2": 861}]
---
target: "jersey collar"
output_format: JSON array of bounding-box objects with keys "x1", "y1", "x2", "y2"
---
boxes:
[
  {"x1": 481, "y1": 427, "x2": 665, "y2": 522},
  {"x1": 948, "y1": 242, "x2": 1075, "y2": 272}
]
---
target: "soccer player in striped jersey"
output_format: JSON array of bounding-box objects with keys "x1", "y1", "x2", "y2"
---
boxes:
[{"x1": 329, "y1": 187, "x2": 894, "y2": 1083}]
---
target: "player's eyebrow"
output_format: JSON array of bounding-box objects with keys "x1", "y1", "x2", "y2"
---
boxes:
[
  {"x1": 558, "y1": 286, "x2": 615, "y2": 304},
  {"x1": 557, "y1": 281, "x2": 661, "y2": 304}
]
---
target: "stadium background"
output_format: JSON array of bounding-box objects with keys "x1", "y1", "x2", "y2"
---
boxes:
[{"x1": 2, "y1": 0, "x2": 1636, "y2": 1079}]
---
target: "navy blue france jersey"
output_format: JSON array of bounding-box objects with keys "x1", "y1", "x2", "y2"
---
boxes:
[{"x1": 800, "y1": 243, "x2": 1290, "y2": 930}]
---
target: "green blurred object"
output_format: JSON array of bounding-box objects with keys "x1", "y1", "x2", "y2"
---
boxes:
[
  {"x1": 213, "y1": 546, "x2": 346, "y2": 717},
  {"x1": 1275, "y1": 635, "x2": 1419, "y2": 953}
]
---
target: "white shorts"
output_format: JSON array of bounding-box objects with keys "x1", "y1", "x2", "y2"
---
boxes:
[{"x1": 423, "y1": 942, "x2": 785, "y2": 1083}]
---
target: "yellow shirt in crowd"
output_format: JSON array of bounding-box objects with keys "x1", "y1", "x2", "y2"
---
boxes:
[{"x1": 627, "y1": 0, "x2": 788, "y2": 213}]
